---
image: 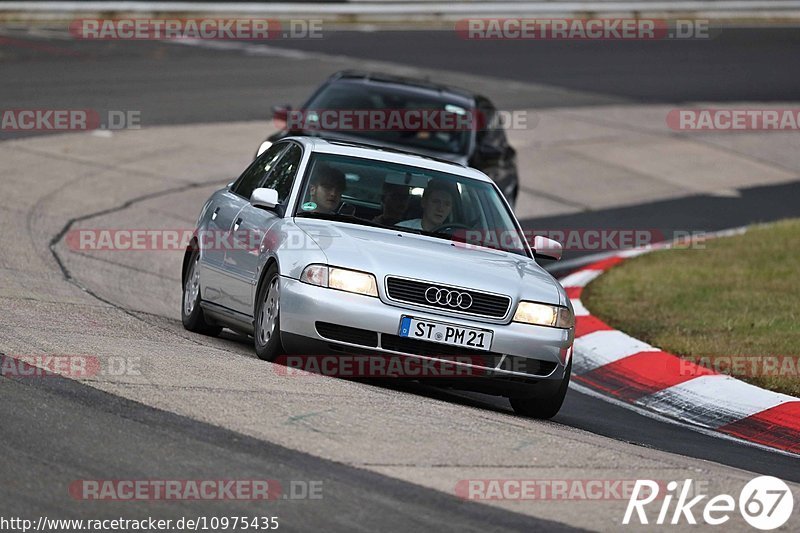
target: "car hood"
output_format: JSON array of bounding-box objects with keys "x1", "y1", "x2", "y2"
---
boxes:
[{"x1": 294, "y1": 218, "x2": 562, "y2": 306}]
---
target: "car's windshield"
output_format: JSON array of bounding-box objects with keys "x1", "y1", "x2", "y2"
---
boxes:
[
  {"x1": 294, "y1": 152, "x2": 529, "y2": 257},
  {"x1": 300, "y1": 82, "x2": 472, "y2": 155}
]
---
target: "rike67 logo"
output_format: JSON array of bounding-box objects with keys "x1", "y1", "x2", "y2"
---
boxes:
[{"x1": 623, "y1": 476, "x2": 794, "y2": 529}]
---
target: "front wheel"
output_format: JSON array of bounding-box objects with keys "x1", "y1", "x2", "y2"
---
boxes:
[
  {"x1": 254, "y1": 264, "x2": 283, "y2": 361},
  {"x1": 181, "y1": 248, "x2": 222, "y2": 337},
  {"x1": 509, "y1": 359, "x2": 571, "y2": 419}
]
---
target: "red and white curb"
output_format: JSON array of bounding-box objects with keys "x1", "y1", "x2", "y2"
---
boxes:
[{"x1": 559, "y1": 236, "x2": 800, "y2": 456}]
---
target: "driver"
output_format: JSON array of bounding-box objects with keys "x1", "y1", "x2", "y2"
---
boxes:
[
  {"x1": 309, "y1": 165, "x2": 346, "y2": 213},
  {"x1": 396, "y1": 179, "x2": 457, "y2": 232}
]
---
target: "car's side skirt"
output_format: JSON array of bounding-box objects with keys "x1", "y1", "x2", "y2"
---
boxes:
[{"x1": 200, "y1": 301, "x2": 254, "y2": 336}]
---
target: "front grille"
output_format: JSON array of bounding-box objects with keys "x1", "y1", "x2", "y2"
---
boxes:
[
  {"x1": 385, "y1": 277, "x2": 511, "y2": 318},
  {"x1": 315, "y1": 322, "x2": 378, "y2": 347}
]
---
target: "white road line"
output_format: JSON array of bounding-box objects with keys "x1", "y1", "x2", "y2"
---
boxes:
[{"x1": 559, "y1": 268, "x2": 603, "y2": 288}]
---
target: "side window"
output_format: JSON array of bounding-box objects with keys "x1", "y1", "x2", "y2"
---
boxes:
[
  {"x1": 262, "y1": 144, "x2": 303, "y2": 203},
  {"x1": 231, "y1": 143, "x2": 286, "y2": 200}
]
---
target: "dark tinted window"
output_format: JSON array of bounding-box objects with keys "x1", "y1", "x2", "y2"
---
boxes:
[
  {"x1": 304, "y1": 82, "x2": 471, "y2": 155},
  {"x1": 231, "y1": 143, "x2": 286, "y2": 199},
  {"x1": 263, "y1": 144, "x2": 303, "y2": 203}
]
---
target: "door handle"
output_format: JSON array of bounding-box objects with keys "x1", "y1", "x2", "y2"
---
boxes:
[{"x1": 211, "y1": 207, "x2": 220, "y2": 221}]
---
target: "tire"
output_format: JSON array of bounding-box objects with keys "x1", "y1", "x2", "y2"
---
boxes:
[
  {"x1": 254, "y1": 263, "x2": 283, "y2": 361},
  {"x1": 509, "y1": 359, "x2": 571, "y2": 419},
  {"x1": 181, "y1": 247, "x2": 222, "y2": 337}
]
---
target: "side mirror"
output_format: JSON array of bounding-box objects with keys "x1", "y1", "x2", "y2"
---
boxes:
[
  {"x1": 532, "y1": 235, "x2": 562, "y2": 261},
  {"x1": 272, "y1": 104, "x2": 290, "y2": 123},
  {"x1": 250, "y1": 188, "x2": 280, "y2": 210},
  {"x1": 477, "y1": 142, "x2": 503, "y2": 160},
  {"x1": 256, "y1": 140, "x2": 272, "y2": 157}
]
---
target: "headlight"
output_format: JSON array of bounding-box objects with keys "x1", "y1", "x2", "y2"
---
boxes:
[
  {"x1": 300, "y1": 265, "x2": 378, "y2": 297},
  {"x1": 329, "y1": 268, "x2": 378, "y2": 296},
  {"x1": 513, "y1": 301, "x2": 574, "y2": 329}
]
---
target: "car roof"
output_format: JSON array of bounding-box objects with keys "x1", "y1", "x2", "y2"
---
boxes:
[
  {"x1": 285, "y1": 136, "x2": 493, "y2": 184},
  {"x1": 327, "y1": 70, "x2": 476, "y2": 108}
]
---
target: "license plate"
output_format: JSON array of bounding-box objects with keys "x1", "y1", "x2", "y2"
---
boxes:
[{"x1": 399, "y1": 316, "x2": 493, "y2": 351}]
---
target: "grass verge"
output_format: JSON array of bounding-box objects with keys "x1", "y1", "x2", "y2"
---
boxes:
[{"x1": 582, "y1": 219, "x2": 800, "y2": 397}]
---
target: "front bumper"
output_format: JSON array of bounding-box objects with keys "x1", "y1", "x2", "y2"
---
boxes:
[{"x1": 279, "y1": 276, "x2": 573, "y2": 392}]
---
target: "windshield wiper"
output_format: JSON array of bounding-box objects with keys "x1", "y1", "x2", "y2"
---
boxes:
[
  {"x1": 295, "y1": 211, "x2": 388, "y2": 229},
  {"x1": 429, "y1": 229, "x2": 527, "y2": 255}
]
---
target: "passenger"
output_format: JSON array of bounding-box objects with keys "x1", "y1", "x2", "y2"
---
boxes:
[
  {"x1": 308, "y1": 165, "x2": 346, "y2": 213},
  {"x1": 396, "y1": 179, "x2": 457, "y2": 232},
  {"x1": 373, "y1": 182, "x2": 411, "y2": 226}
]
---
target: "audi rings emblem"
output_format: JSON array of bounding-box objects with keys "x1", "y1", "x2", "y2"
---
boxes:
[{"x1": 424, "y1": 287, "x2": 473, "y2": 309}]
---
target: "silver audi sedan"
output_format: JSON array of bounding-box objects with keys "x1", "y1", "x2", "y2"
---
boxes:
[{"x1": 182, "y1": 137, "x2": 575, "y2": 418}]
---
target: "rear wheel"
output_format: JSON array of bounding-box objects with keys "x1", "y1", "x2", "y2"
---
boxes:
[
  {"x1": 254, "y1": 263, "x2": 283, "y2": 361},
  {"x1": 509, "y1": 359, "x2": 571, "y2": 419},
  {"x1": 181, "y1": 248, "x2": 222, "y2": 336}
]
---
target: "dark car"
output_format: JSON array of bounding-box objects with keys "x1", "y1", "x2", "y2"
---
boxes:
[{"x1": 257, "y1": 70, "x2": 520, "y2": 207}]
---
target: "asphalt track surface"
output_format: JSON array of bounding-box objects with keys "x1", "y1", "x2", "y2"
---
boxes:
[
  {"x1": 0, "y1": 358, "x2": 573, "y2": 532},
  {"x1": 1, "y1": 27, "x2": 800, "y2": 530},
  {"x1": 4, "y1": 27, "x2": 800, "y2": 126},
  {"x1": 264, "y1": 28, "x2": 800, "y2": 104}
]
